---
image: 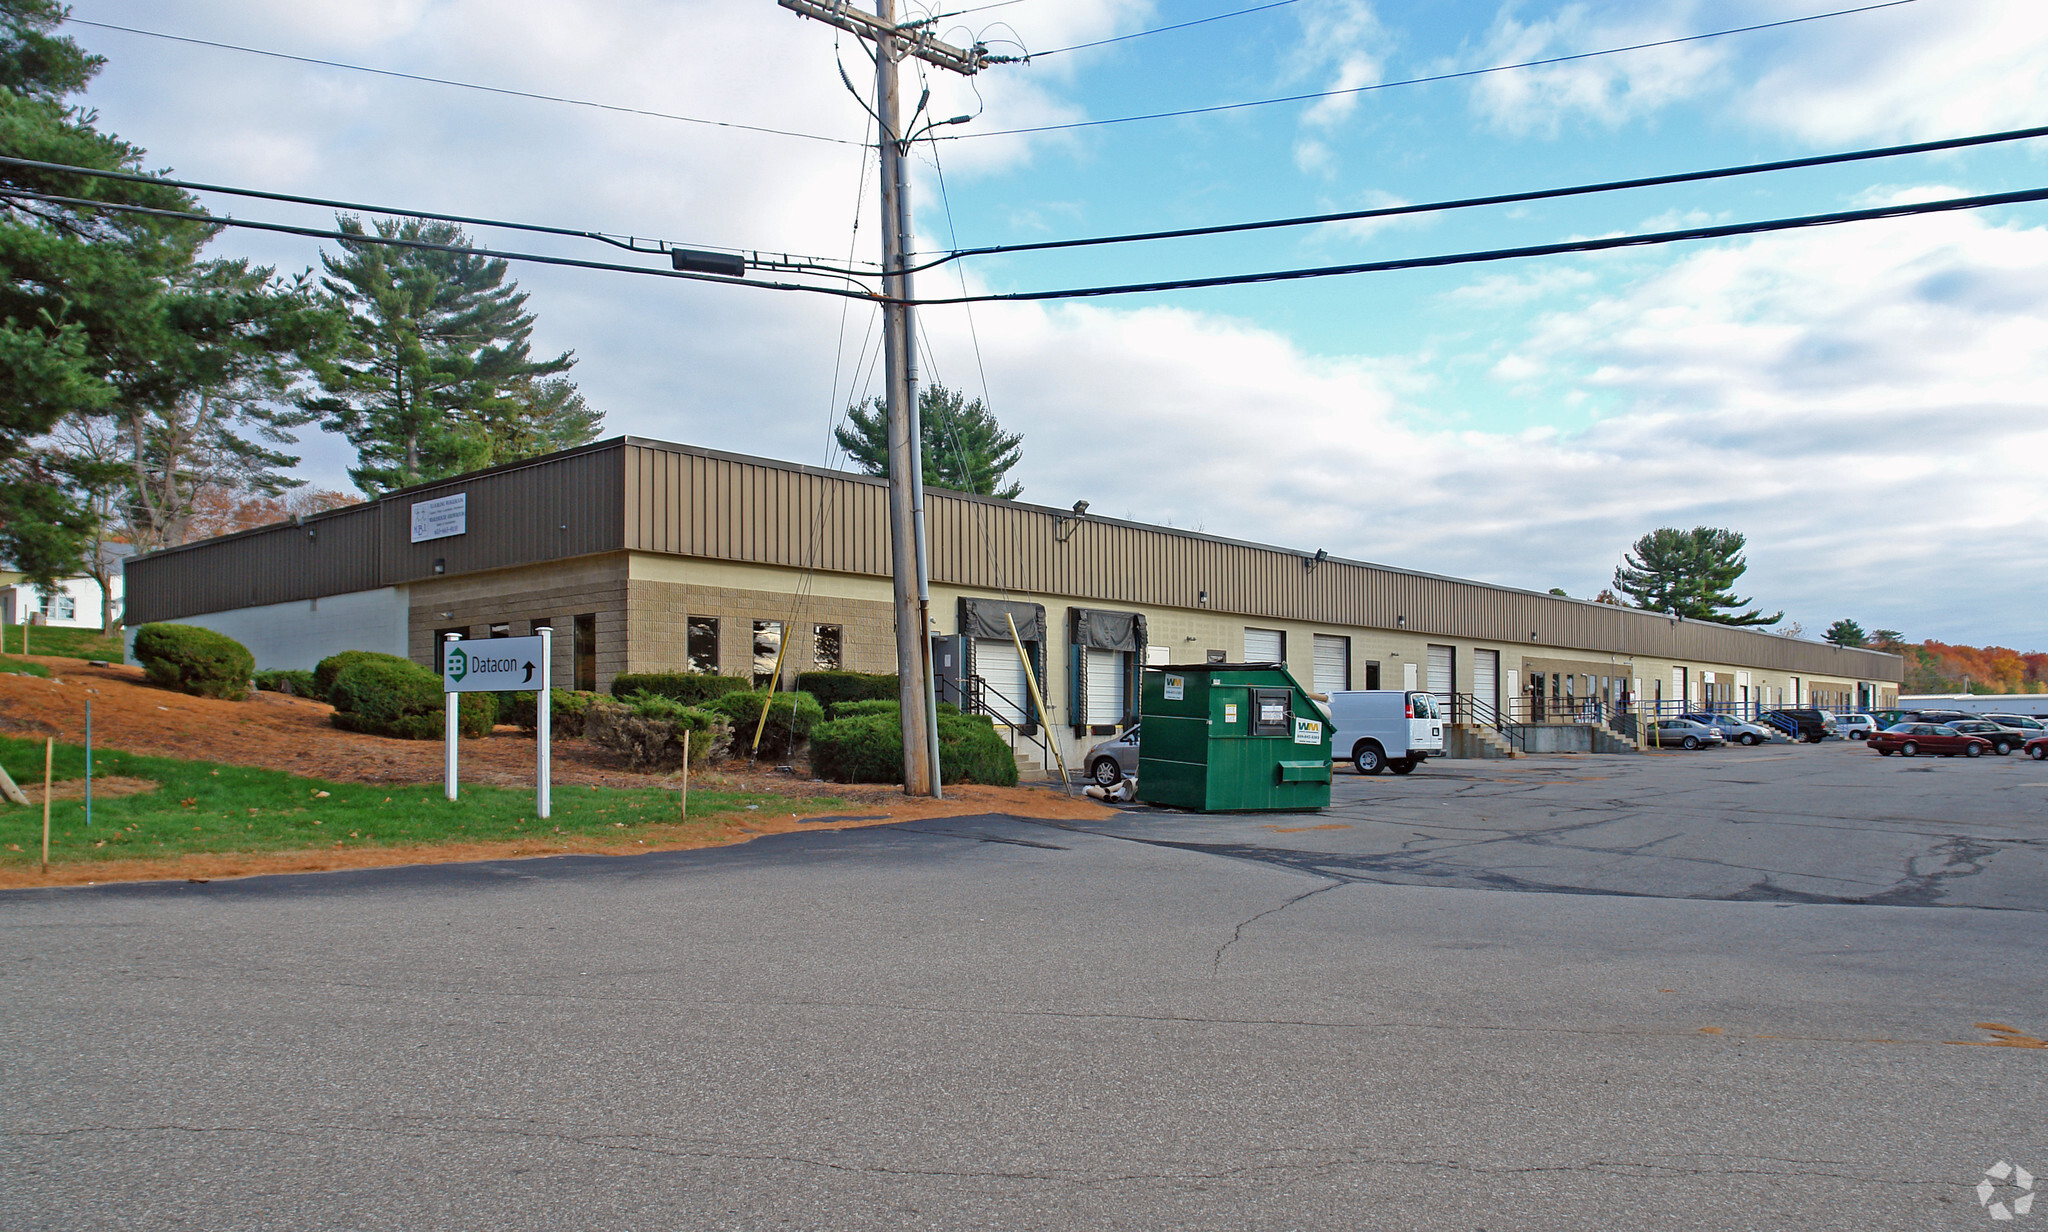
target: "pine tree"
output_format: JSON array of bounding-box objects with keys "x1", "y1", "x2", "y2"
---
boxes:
[
  {"x1": 1823, "y1": 619, "x2": 1868, "y2": 647},
  {"x1": 1612, "y1": 527, "x2": 1783, "y2": 627},
  {"x1": 835, "y1": 384, "x2": 1023, "y2": 498},
  {"x1": 302, "y1": 217, "x2": 597, "y2": 493}
]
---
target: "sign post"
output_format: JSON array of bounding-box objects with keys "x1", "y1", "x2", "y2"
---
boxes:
[
  {"x1": 444, "y1": 632, "x2": 460, "y2": 801},
  {"x1": 442, "y1": 633, "x2": 553, "y2": 819},
  {"x1": 535, "y1": 627, "x2": 551, "y2": 820}
]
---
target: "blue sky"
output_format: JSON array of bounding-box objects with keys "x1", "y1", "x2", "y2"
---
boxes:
[{"x1": 58, "y1": 0, "x2": 2048, "y2": 646}]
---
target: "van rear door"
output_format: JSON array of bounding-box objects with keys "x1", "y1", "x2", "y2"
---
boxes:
[{"x1": 1408, "y1": 691, "x2": 1445, "y2": 754}]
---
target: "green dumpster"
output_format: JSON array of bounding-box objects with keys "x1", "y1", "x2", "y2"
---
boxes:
[{"x1": 1135, "y1": 662, "x2": 1334, "y2": 812}]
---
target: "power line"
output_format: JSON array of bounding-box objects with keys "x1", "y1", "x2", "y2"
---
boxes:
[
  {"x1": 0, "y1": 184, "x2": 879, "y2": 301},
  {"x1": 1024, "y1": 0, "x2": 1303, "y2": 59},
  {"x1": 944, "y1": 0, "x2": 1920, "y2": 139},
  {"x1": 906, "y1": 122, "x2": 2048, "y2": 272},
  {"x1": 0, "y1": 152, "x2": 878, "y2": 278},
  {"x1": 65, "y1": 17, "x2": 861, "y2": 147},
  {"x1": 906, "y1": 186, "x2": 2048, "y2": 304},
  {"x1": 12, "y1": 174, "x2": 2045, "y2": 307}
]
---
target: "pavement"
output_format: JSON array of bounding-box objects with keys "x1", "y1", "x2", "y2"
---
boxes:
[{"x1": 3, "y1": 739, "x2": 2045, "y2": 1230}]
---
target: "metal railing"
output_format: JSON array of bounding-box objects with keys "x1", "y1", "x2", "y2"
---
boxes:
[
  {"x1": 954, "y1": 673, "x2": 1062, "y2": 779},
  {"x1": 1449, "y1": 692, "x2": 1530, "y2": 751}
]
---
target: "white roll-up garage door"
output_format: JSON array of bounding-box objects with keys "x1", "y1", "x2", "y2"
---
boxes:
[
  {"x1": 1427, "y1": 644, "x2": 1455, "y2": 707},
  {"x1": 1312, "y1": 635, "x2": 1349, "y2": 694},
  {"x1": 1084, "y1": 647, "x2": 1125, "y2": 725},
  {"x1": 973, "y1": 638, "x2": 1030, "y2": 725},
  {"x1": 1472, "y1": 648, "x2": 1498, "y2": 714},
  {"x1": 1244, "y1": 628, "x2": 1284, "y2": 663}
]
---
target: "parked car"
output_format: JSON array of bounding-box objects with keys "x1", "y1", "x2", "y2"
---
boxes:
[
  {"x1": 1681, "y1": 713, "x2": 1775, "y2": 746},
  {"x1": 1869, "y1": 722, "x2": 1994, "y2": 758},
  {"x1": 1328, "y1": 690, "x2": 1445, "y2": 775},
  {"x1": 2028, "y1": 735, "x2": 2048, "y2": 761},
  {"x1": 1834, "y1": 714, "x2": 1877, "y2": 740},
  {"x1": 1946, "y1": 719, "x2": 2027, "y2": 756},
  {"x1": 1085, "y1": 725, "x2": 1141, "y2": 786},
  {"x1": 1647, "y1": 718, "x2": 1726, "y2": 750},
  {"x1": 1762, "y1": 708, "x2": 1831, "y2": 743},
  {"x1": 1903, "y1": 709, "x2": 1973, "y2": 725},
  {"x1": 1985, "y1": 714, "x2": 2048, "y2": 741}
]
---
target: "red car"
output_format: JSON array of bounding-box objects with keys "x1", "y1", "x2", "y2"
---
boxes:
[
  {"x1": 1870, "y1": 722, "x2": 1994, "y2": 758},
  {"x1": 2028, "y1": 736, "x2": 2048, "y2": 762}
]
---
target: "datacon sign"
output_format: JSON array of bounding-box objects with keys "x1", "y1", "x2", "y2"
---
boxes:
[{"x1": 442, "y1": 635, "x2": 546, "y2": 692}]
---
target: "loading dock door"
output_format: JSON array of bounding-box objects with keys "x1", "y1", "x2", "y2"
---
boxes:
[
  {"x1": 1472, "y1": 648, "x2": 1499, "y2": 716},
  {"x1": 1244, "y1": 628, "x2": 1284, "y2": 663},
  {"x1": 1312, "y1": 635, "x2": 1349, "y2": 694},
  {"x1": 1083, "y1": 647, "x2": 1125, "y2": 725},
  {"x1": 1427, "y1": 644, "x2": 1456, "y2": 711},
  {"x1": 973, "y1": 638, "x2": 1030, "y2": 725}
]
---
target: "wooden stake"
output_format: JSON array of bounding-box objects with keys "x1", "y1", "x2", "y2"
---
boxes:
[
  {"x1": 679, "y1": 729, "x2": 690, "y2": 820},
  {"x1": 42, "y1": 736, "x2": 53, "y2": 874},
  {"x1": 0, "y1": 761, "x2": 28, "y2": 807}
]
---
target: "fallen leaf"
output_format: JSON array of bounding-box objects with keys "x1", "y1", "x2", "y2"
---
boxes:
[
  {"x1": 180, "y1": 798, "x2": 196, "y2": 807},
  {"x1": 312, "y1": 790, "x2": 330, "y2": 798}
]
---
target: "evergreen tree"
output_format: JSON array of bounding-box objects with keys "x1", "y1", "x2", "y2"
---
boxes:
[
  {"x1": 835, "y1": 384, "x2": 1023, "y2": 498},
  {"x1": 1612, "y1": 527, "x2": 1783, "y2": 627},
  {"x1": 1823, "y1": 619, "x2": 1868, "y2": 648},
  {"x1": 303, "y1": 217, "x2": 597, "y2": 493}
]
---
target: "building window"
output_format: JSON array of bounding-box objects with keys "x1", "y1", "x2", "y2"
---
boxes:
[
  {"x1": 530, "y1": 617, "x2": 551, "y2": 635},
  {"x1": 753, "y1": 619, "x2": 784, "y2": 688},
  {"x1": 574, "y1": 614, "x2": 596, "y2": 691},
  {"x1": 1364, "y1": 660, "x2": 1381, "y2": 690},
  {"x1": 488, "y1": 622, "x2": 511, "y2": 638},
  {"x1": 434, "y1": 627, "x2": 468, "y2": 674},
  {"x1": 39, "y1": 591, "x2": 76, "y2": 621},
  {"x1": 814, "y1": 624, "x2": 843, "y2": 670},
  {"x1": 1206, "y1": 649, "x2": 1227, "y2": 664},
  {"x1": 686, "y1": 616, "x2": 719, "y2": 674}
]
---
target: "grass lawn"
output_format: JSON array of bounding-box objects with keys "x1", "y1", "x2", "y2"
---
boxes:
[
  {"x1": 0, "y1": 656, "x2": 51, "y2": 677},
  {"x1": 0, "y1": 734, "x2": 848, "y2": 869},
  {"x1": 1, "y1": 625, "x2": 124, "y2": 661}
]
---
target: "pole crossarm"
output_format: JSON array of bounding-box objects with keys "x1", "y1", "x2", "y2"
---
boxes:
[{"x1": 777, "y1": 0, "x2": 989, "y2": 75}]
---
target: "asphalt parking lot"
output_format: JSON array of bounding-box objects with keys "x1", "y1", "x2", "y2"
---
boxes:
[{"x1": 4, "y1": 739, "x2": 2044, "y2": 1230}]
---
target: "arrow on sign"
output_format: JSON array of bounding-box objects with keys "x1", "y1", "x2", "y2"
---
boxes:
[{"x1": 523, "y1": 661, "x2": 536, "y2": 684}]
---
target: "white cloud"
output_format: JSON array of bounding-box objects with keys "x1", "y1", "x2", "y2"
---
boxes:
[
  {"x1": 1284, "y1": 0, "x2": 1388, "y2": 174},
  {"x1": 1467, "y1": 1, "x2": 1725, "y2": 135}
]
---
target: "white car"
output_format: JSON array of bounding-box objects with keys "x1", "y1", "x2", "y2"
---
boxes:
[{"x1": 1834, "y1": 714, "x2": 1877, "y2": 741}]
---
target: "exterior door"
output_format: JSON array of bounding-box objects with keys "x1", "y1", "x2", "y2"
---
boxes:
[
  {"x1": 973, "y1": 638, "x2": 1030, "y2": 724},
  {"x1": 1472, "y1": 649, "x2": 1499, "y2": 718},
  {"x1": 1083, "y1": 647, "x2": 1125, "y2": 726},
  {"x1": 1426, "y1": 644, "x2": 1455, "y2": 713},
  {"x1": 1312, "y1": 634, "x2": 1349, "y2": 694}
]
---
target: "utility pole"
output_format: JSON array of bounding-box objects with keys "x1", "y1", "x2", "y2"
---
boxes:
[{"x1": 779, "y1": 0, "x2": 994, "y2": 796}]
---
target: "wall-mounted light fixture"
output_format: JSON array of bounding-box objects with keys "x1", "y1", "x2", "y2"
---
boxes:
[
  {"x1": 1305, "y1": 548, "x2": 1328, "y2": 573},
  {"x1": 1396, "y1": 615, "x2": 1406, "y2": 626},
  {"x1": 1197, "y1": 589, "x2": 1209, "y2": 608},
  {"x1": 433, "y1": 558, "x2": 446, "y2": 575},
  {"x1": 1056, "y1": 499, "x2": 1089, "y2": 544}
]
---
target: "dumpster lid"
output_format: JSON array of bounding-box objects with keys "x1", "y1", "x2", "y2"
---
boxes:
[{"x1": 1148, "y1": 662, "x2": 1285, "y2": 673}]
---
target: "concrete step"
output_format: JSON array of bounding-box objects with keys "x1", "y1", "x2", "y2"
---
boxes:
[{"x1": 1445, "y1": 724, "x2": 1524, "y2": 759}]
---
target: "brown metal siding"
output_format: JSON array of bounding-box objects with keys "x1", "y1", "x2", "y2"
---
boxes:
[
  {"x1": 125, "y1": 435, "x2": 1900, "y2": 682},
  {"x1": 123, "y1": 500, "x2": 381, "y2": 624}
]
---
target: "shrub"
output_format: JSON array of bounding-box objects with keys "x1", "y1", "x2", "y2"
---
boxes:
[
  {"x1": 313, "y1": 650, "x2": 416, "y2": 701},
  {"x1": 829, "y1": 697, "x2": 901, "y2": 719},
  {"x1": 132, "y1": 623, "x2": 255, "y2": 701},
  {"x1": 503, "y1": 688, "x2": 603, "y2": 737},
  {"x1": 709, "y1": 690, "x2": 824, "y2": 757},
  {"x1": 809, "y1": 704, "x2": 1018, "y2": 786},
  {"x1": 329, "y1": 658, "x2": 497, "y2": 740},
  {"x1": 253, "y1": 669, "x2": 319, "y2": 698},
  {"x1": 585, "y1": 699, "x2": 727, "y2": 770},
  {"x1": 610, "y1": 671, "x2": 753, "y2": 706},
  {"x1": 797, "y1": 670, "x2": 898, "y2": 710}
]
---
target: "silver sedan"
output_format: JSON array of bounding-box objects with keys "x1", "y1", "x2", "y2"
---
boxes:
[{"x1": 1084, "y1": 725, "x2": 1141, "y2": 786}]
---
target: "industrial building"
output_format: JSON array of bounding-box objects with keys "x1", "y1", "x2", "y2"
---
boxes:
[{"x1": 124, "y1": 436, "x2": 1902, "y2": 765}]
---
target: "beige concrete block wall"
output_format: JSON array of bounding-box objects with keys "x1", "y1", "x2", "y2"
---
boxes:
[
  {"x1": 407, "y1": 554, "x2": 630, "y2": 691},
  {"x1": 626, "y1": 555, "x2": 895, "y2": 686}
]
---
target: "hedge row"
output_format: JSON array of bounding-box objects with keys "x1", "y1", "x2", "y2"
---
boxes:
[
  {"x1": 809, "y1": 703, "x2": 1017, "y2": 786},
  {"x1": 253, "y1": 669, "x2": 319, "y2": 698},
  {"x1": 709, "y1": 690, "x2": 825, "y2": 758},
  {"x1": 587, "y1": 694, "x2": 728, "y2": 769},
  {"x1": 503, "y1": 688, "x2": 606, "y2": 737},
  {"x1": 132, "y1": 623, "x2": 254, "y2": 701},
  {"x1": 329, "y1": 657, "x2": 497, "y2": 740},
  {"x1": 610, "y1": 671, "x2": 755, "y2": 706},
  {"x1": 796, "y1": 670, "x2": 897, "y2": 710}
]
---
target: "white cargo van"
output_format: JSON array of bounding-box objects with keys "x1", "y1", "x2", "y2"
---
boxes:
[{"x1": 1328, "y1": 690, "x2": 1446, "y2": 775}]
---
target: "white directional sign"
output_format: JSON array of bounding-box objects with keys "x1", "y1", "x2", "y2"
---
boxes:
[{"x1": 442, "y1": 636, "x2": 546, "y2": 692}]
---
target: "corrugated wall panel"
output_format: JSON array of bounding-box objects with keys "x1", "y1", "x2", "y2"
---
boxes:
[{"x1": 123, "y1": 501, "x2": 382, "y2": 624}]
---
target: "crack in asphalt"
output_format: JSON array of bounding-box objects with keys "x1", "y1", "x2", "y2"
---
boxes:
[{"x1": 1211, "y1": 881, "x2": 1340, "y2": 974}]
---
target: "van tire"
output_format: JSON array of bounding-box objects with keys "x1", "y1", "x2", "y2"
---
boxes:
[
  {"x1": 1389, "y1": 757, "x2": 1417, "y2": 775},
  {"x1": 1353, "y1": 743, "x2": 1386, "y2": 775}
]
